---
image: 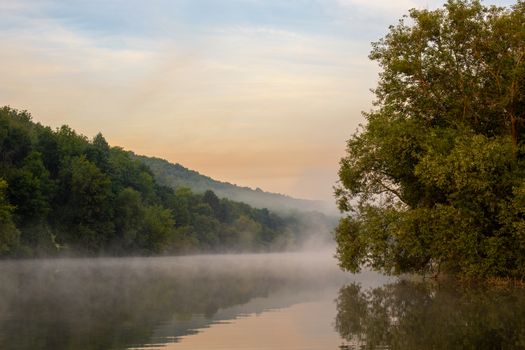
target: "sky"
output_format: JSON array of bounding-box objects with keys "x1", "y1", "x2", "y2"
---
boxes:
[{"x1": 0, "y1": 0, "x2": 517, "y2": 202}]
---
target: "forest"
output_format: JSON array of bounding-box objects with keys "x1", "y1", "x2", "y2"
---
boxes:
[
  {"x1": 0, "y1": 106, "x2": 326, "y2": 257},
  {"x1": 335, "y1": 0, "x2": 525, "y2": 279}
]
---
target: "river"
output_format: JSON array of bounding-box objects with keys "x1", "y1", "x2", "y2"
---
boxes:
[{"x1": 0, "y1": 252, "x2": 523, "y2": 349}]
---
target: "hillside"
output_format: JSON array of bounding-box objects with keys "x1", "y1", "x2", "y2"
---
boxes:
[
  {"x1": 132, "y1": 154, "x2": 336, "y2": 215},
  {"x1": 0, "y1": 107, "x2": 333, "y2": 257}
]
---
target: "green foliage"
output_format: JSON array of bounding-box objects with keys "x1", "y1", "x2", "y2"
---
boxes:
[
  {"x1": 335, "y1": 1, "x2": 525, "y2": 279},
  {"x1": 61, "y1": 155, "x2": 115, "y2": 250},
  {"x1": 138, "y1": 205, "x2": 176, "y2": 252},
  {"x1": 0, "y1": 106, "x2": 320, "y2": 257},
  {"x1": 0, "y1": 179, "x2": 19, "y2": 254},
  {"x1": 8, "y1": 151, "x2": 53, "y2": 221},
  {"x1": 114, "y1": 188, "x2": 143, "y2": 248}
]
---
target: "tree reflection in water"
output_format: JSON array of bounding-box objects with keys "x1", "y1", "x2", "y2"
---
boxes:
[
  {"x1": 0, "y1": 254, "x2": 348, "y2": 350},
  {"x1": 335, "y1": 281, "x2": 525, "y2": 350}
]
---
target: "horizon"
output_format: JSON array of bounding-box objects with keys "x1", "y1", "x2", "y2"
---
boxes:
[{"x1": 0, "y1": 0, "x2": 516, "y2": 201}]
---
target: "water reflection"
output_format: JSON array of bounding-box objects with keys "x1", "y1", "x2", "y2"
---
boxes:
[
  {"x1": 0, "y1": 253, "x2": 362, "y2": 350},
  {"x1": 335, "y1": 281, "x2": 525, "y2": 350}
]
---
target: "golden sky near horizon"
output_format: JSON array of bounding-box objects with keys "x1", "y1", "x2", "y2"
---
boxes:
[{"x1": 0, "y1": 0, "x2": 516, "y2": 201}]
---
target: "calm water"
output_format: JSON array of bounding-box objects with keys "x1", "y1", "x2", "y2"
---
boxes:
[{"x1": 0, "y1": 252, "x2": 524, "y2": 350}]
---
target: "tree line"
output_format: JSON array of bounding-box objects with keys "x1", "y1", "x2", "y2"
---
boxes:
[{"x1": 0, "y1": 106, "x2": 312, "y2": 257}]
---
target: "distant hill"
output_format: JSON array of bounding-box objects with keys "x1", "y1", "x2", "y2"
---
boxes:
[{"x1": 131, "y1": 153, "x2": 336, "y2": 215}]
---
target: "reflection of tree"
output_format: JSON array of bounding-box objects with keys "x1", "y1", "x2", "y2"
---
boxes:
[
  {"x1": 335, "y1": 281, "x2": 525, "y2": 350},
  {"x1": 0, "y1": 259, "x2": 307, "y2": 350}
]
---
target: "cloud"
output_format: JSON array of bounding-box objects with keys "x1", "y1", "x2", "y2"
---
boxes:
[
  {"x1": 335, "y1": 0, "x2": 419, "y2": 13},
  {"x1": 335, "y1": 0, "x2": 452, "y2": 14},
  {"x1": 0, "y1": 0, "x2": 379, "y2": 200}
]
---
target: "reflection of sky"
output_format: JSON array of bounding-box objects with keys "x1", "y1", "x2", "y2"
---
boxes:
[
  {"x1": 0, "y1": 252, "x2": 391, "y2": 350},
  {"x1": 0, "y1": 0, "x2": 517, "y2": 200},
  {"x1": 142, "y1": 286, "x2": 343, "y2": 349},
  {"x1": 156, "y1": 301, "x2": 344, "y2": 350},
  {"x1": 131, "y1": 256, "x2": 390, "y2": 350}
]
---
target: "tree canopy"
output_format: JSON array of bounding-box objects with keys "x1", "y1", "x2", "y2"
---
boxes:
[{"x1": 335, "y1": 0, "x2": 525, "y2": 279}]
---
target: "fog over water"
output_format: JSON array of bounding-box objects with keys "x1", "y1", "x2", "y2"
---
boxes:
[
  {"x1": 2, "y1": 252, "x2": 525, "y2": 350},
  {"x1": 0, "y1": 252, "x2": 388, "y2": 350}
]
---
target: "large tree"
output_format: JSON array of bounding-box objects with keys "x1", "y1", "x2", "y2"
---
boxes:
[{"x1": 335, "y1": 0, "x2": 525, "y2": 278}]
